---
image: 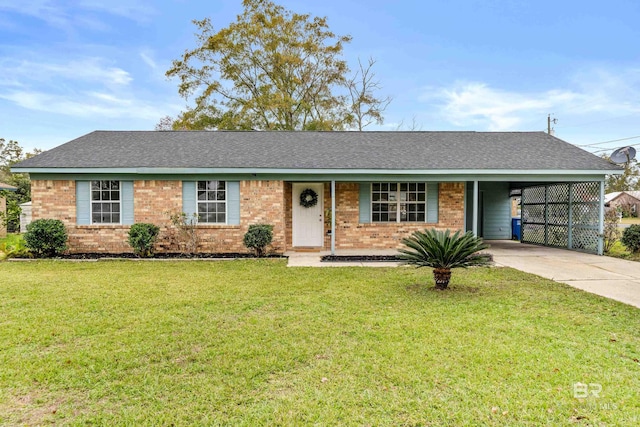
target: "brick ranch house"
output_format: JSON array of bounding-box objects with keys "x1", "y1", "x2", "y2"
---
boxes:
[
  {"x1": 604, "y1": 191, "x2": 640, "y2": 217},
  {"x1": 12, "y1": 131, "x2": 621, "y2": 255}
]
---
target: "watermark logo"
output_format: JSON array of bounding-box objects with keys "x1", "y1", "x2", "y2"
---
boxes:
[{"x1": 573, "y1": 382, "x2": 602, "y2": 399}]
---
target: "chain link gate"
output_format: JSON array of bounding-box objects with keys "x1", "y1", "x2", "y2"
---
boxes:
[{"x1": 521, "y1": 182, "x2": 601, "y2": 254}]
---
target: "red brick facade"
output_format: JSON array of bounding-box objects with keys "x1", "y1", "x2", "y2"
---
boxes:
[
  {"x1": 331, "y1": 182, "x2": 465, "y2": 249},
  {"x1": 31, "y1": 179, "x2": 466, "y2": 254}
]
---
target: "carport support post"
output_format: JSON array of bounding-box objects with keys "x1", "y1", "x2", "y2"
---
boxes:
[
  {"x1": 331, "y1": 180, "x2": 336, "y2": 255},
  {"x1": 472, "y1": 180, "x2": 479, "y2": 236},
  {"x1": 568, "y1": 184, "x2": 573, "y2": 249},
  {"x1": 598, "y1": 180, "x2": 604, "y2": 255}
]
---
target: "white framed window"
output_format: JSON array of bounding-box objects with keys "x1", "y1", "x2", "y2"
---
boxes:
[
  {"x1": 371, "y1": 182, "x2": 426, "y2": 222},
  {"x1": 91, "y1": 180, "x2": 121, "y2": 224},
  {"x1": 197, "y1": 180, "x2": 227, "y2": 223}
]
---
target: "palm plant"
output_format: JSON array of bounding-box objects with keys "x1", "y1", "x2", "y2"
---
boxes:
[{"x1": 398, "y1": 228, "x2": 492, "y2": 289}]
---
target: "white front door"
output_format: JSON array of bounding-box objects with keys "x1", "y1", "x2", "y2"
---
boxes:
[{"x1": 292, "y1": 183, "x2": 324, "y2": 247}]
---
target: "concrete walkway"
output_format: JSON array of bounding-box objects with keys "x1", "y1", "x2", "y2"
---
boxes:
[
  {"x1": 286, "y1": 241, "x2": 640, "y2": 309},
  {"x1": 489, "y1": 240, "x2": 640, "y2": 308}
]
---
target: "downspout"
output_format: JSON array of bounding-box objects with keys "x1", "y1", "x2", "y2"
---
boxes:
[{"x1": 331, "y1": 180, "x2": 336, "y2": 255}]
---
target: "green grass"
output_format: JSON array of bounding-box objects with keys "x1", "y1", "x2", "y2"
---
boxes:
[
  {"x1": 1, "y1": 261, "x2": 638, "y2": 426},
  {"x1": 619, "y1": 217, "x2": 640, "y2": 225},
  {"x1": 0, "y1": 232, "x2": 22, "y2": 247}
]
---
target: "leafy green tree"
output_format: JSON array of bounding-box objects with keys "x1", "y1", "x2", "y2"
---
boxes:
[
  {"x1": 167, "y1": 0, "x2": 390, "y2": 131},
  {"x1": 0, "y1": 138, "x2": 41, "y2": 232}
]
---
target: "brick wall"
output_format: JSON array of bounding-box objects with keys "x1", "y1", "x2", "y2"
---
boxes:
[
  {"x1": 331, "y1": 182, "x2": 465, "y2": 249},
  {"x1": 31, "y1": 179, "x2": 465, "y2": 253},
  {"x1": 31, "y1": 179, "x2": 288, "y2": 254}
]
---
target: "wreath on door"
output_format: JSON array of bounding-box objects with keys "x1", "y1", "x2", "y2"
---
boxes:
[{"x1": 300, "y1": 188, "x2": 319, "y2": 208}]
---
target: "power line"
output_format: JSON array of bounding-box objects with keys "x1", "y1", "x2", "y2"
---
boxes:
[
  {"x1": 575, "y1": 135, "x2": 640, "y2": 148},
  {"x1": 592, "y1": 142, "x2": 640, "y2": 154}
]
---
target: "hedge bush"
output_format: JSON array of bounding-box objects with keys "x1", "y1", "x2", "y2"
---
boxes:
[
  {"x1": 127, "y1": 223, "x2": 160, "y2": 257},
  {"x1": 243, "y1": 224, "x2": 273, "y2": 257},
  {"x1": 24, "y1": 219, "x2": 68, "y2": 257},
  {"x1": 621, "y1": 224, "x2": 640, "y2": 253}
]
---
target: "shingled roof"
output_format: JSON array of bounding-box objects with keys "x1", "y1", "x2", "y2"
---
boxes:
[{"x1": 13, "y1": 130, "x2": 620, "y2": 171}]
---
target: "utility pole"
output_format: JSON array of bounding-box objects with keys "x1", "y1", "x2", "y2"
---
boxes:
[{"x1": 547, "y1": 114, "x2": 557, "y2": 135}]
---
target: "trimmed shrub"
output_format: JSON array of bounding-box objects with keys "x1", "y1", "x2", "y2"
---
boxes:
[
  {"x1": 243, "y1": 224, "x2": 273, "y2": 257},
  {"x1": 127, "y1": 223, "x2": 160, "y2": 257},
  {"x1": 24, "y1": 219, "x2": 68, "y2": 257},
  {"x1": 621, "y1": 224, "x2": 640, "y2": 253}
]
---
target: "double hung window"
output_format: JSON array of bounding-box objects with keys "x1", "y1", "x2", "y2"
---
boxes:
[
  {"x1": 91, "y1": 180, "x2": 121, "y2": 224},
  {"x1": 371, "y1": 182, "x2": 426, "y2": 222},
  {"x1": 197, "y1": 180, "x2": 226, "y2": 223}
]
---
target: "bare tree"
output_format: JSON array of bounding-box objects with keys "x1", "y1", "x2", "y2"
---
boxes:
[
  {"x1": 155, "y1": 115, "x2": 176, "y2": 131},
  {"x1": 346, "y1": 57, "x2": 392, "y2": 130},
  {"x1": 394, "y1": 116, "x2": 423, "y2": 131}
]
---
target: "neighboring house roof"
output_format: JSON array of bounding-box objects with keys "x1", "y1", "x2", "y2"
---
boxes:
[
  {"x1": 606, "y1": 191, "x2": 640, "y2": 204},
  {"x1": 604, "y1": 192, "x2": 623, "y2": 204},
  {"x1": 13, "y1": 130, "x2": 621, "y2": 172},
  {"x1": 624, "y1": 191, "x2": 640, "y2": 201},
  {"x1": 0, "y1": 181, "x2": 17, "y2": 191}
]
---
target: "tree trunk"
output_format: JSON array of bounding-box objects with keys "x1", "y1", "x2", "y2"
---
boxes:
[{"x1": 432, "y1": 268, "x2": 452, "y2": 290}]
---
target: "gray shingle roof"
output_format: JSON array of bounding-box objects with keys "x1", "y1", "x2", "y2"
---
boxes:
[{"x1": 13, "y1": 130, "x2": 620, "y2": 171}]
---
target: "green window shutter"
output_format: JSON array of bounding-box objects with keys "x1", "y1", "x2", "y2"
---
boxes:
[
  {"x1": 227, "y1": 181, "x2": 240, "y2": 225},
  {"x1": 359, "y1": 183, "x2": 371, "y2": 223},
  {"x1": 182, "y1": 181, "x2": 197, "y2": 218},
  {"x1": 427, "y1": 182, "x2": 439, "y2": 223},
  {"x1": 121, "y1": 181, "x2": 134, "y2": 225},
  {"x1": 76, "y1": 181, "x2": 90, "y2": 225}
]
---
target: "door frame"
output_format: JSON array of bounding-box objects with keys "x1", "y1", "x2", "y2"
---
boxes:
[{"x1": 292, "y1": 183, "x2": 324, "y2": 247}]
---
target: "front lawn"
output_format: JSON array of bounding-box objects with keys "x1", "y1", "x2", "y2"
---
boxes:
[{"x1": 1, "y1": 261, "x2": 638, "y2": 425}]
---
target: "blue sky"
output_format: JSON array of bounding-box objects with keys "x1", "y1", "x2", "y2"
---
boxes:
[{"x1": 1, "y1": 0, "x2": 639, "y2": 156}]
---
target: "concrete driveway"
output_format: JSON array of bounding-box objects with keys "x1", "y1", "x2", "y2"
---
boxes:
[{"x1": 489, "y1": 240, "x2": 640, "y2": 309}]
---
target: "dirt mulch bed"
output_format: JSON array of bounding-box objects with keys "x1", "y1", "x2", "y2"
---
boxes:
[
  {"x1": 10, "y1": 253, "x2": 286, "y2": 260},
  {"x1": 321, "y1": 255, "x2": 402, "y2": 262}
]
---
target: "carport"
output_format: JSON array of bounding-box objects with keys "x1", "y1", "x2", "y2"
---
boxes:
[
  {"x1": 465, "y1": 179, "x2": 608, "y2": 255},
  {"x1": 520, "y1": 182, "x2": 603, "y2": 254}
]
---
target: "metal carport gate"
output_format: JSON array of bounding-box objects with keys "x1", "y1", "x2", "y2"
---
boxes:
[{"x1": 520, "y1": 182, "x2": 603, "y2": 254}]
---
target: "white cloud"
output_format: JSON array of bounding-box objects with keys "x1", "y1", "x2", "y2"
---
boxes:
[
  {"x1": 78, "y1": 0, "x2": 156, "y2": 23},
  {"x1": 140, "y1": 50, "x2": 158, "y2": 70},
  {"x1": 0, "y1": 57, "x2": 132, "y2": 87},
  {"x1": 0, "y1": 56, "x2": 171, "y2": 121},
  {"x1": 423, "y1": 82, "x2": 582, "y2": 131},
  {"x1": 424, "y1": 68, "x2": 640, "y2": 132},
  {"x1": 0, "y1": 0, "x2": 156, "y2": 30},
  {"x1": 0, "y1": 0, "x2": 69, "y2": 27},
  {"x1": 0, "y1": 90, "x2": 165, "y2": 120}
]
